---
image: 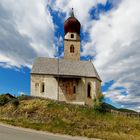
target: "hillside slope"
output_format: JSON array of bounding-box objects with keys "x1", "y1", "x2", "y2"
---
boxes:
[
  {"x1": 102, "y1": 102, "x2": 137, "y2": 113},
  {"x1": 0, "y1": 95, "x2": 140, "y2": 140}
]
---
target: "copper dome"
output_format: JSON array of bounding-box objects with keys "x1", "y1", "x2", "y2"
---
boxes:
[{"x1": 64, "y1": 9, "x2": 81, "y2": 35}]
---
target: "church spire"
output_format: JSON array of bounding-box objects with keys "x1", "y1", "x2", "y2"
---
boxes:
[
  {"x1": 64, "y1": 8, "x2": 81, "y2": 61},
  {"x1": 70, "y1": 8, "x2": 74, "y2": 17}
]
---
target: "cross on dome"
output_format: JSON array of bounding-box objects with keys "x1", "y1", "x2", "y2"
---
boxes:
[{"x1": 71, "y1": 8, "x2": 74, "y2": 17}]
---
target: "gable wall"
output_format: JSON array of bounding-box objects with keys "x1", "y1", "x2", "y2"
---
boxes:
[{"x1": 31, "y1": 74, "x2": 58, "y2": 100}]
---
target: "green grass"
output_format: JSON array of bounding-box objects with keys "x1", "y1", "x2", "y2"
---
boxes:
[{"x1": 0, "y1": 95, "x2": 140, "y2": 140}]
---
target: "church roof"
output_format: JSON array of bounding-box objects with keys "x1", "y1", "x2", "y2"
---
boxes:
[{"x1": 31, "y1": 57, "x2": 101, "y2": 81}]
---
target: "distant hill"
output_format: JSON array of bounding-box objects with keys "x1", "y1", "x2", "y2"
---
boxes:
[
  {"x1": 102, "y1": 102, "x2": 137, "y2": 113},
  {"x1": 0, "y1": 94, "x2": 140, "y2": 140}
]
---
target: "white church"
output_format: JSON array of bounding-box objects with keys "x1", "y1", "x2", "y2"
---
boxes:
[{"x1": 30, "y1": 9, "x2": 101, "y2": 106}]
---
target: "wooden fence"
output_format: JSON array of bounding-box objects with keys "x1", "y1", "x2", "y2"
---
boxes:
[{"x1": 106, "y1": 109, "x2": 140, "y2": 118}]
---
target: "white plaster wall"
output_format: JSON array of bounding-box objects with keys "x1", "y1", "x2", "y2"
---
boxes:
[
  {"x1": 31, "y1": 74, "x2": 101, "y2": 106},
  {"x1": 31, "y1": 75, "x2": 44, "y2": 97},
  {"x1": 85, "y1": 78, "x2": 101, "y2": 106},
  {"x1": 45, "y1": 76, "x2": 58, "y2": 100},
  {"x1": 94, "y1": 78, "x2": 101, "y2": 98},
  {"x1": 64, "y1": 32, "x2": 80, "y2": 40},
  {"x1": 76, "y1": 78, "x2": 86, "y2": 101},
  {"x1": 31, "y1": 75, "x2": 58, "y2": 100}
]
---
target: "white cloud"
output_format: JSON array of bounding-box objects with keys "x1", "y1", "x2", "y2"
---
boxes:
[
  {"x1": 49, "y1": 0, "x2": 106, "y2": 31},
  {"x1": 0, "y1": 0, "x2": 55, "y2": 68},
  {"x1": 0, "y1": 0, "x2": 140, "y2": 111},
  {"x1": 49, "y1": 0, "x2": 107, "y2": 58},
  {"x1": 90, "y1": 0, "x2": 140, "y2": 111},
  {"x1": 18, "y1": 91, "x2": 27, "y2": 96},
  {"x1": 0, "y1": 0, "x2": 107, "y2": 68},
  {"x1": 50, "y1": 0, "x2": 140, "y2": 111}
]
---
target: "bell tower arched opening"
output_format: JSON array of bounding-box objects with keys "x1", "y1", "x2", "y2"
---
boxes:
[{"x1": 64, "y1": 8, "x2": 81, "y2": 61}]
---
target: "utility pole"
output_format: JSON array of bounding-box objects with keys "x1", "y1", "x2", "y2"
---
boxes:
[{"x1": 57, "y1": 40, "x2": 60, "y2": 101}]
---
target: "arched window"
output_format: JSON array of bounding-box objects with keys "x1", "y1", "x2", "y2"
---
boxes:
[
  {"x1": 35, "y1": 83, "x2": 39, "y2": 87},
  {"x1": 73, "y1": 85, "x2": 76, "y2": 94},
  {"x1": 87, "y1": 82, "x2": 91, "y2": 98},
  {"x1": 70, "y1": 45, "x2": 74, "y2": 53},
  {"x1": 41, "y1": 82, "x2": 45, "y2": 93},
  {"x1": 71, "y1": 34, "x2": 74, "y2": 38},
  {"x1": 35, "y1": 83, "x2": 39, "y2": 90}
]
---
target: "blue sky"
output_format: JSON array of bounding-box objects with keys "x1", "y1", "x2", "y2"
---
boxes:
[{"x1": 0, "y1": 0, "x2": 140, "y2": 111}]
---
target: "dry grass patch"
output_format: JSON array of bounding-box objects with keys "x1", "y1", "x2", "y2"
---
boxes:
[{"x1": 0, "y1": 96, "x2": 140, "y2": 140}]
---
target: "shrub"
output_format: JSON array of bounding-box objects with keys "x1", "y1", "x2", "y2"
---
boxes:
[
  {"x1": 18, "y1": 95, "x2": 32, "y2": 101},
  {"x1": 93, "y1": 93, "x2": 105, "y2": 112},
  {"x1": 0, "y1": 94, "x2": 11, "y2": 106},
  {"x1": 10, "y1": 99, "x2": 19, "y2": 107}
]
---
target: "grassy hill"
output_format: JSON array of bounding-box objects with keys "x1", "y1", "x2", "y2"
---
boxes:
[
  {"x1": 101, "y1": 102, "x2": 137, "y2": 113},
  {"x1": 0, "y1": 94, "x2": 140, "y2": 140}
]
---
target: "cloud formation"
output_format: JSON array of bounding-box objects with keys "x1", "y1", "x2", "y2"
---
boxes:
[
  {"x1": 0, "y1": 0, "x2": 140, "y2": 111},
  {"x1": 90, "y1": 0, "x2": 140, "y2": 111},
  {"x1": 50, "y1": 0, "x2": 140, "y2": 111},
  {"x1": 0, "y1": 0, "x2": 55, "y2": 68}
]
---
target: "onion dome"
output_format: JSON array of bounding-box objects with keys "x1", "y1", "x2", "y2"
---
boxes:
[{"x1": 64, "y1": 8, "x2": 81, "y2": 35}]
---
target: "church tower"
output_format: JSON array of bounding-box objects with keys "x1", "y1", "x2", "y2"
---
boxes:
[{"x1": 64, "y1": 9, "x2": 81, "y2": 61}]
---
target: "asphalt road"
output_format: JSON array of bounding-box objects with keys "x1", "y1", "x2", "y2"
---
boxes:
[{"x1": 0, "y1": 123, "x2": 99, "y2": 140}]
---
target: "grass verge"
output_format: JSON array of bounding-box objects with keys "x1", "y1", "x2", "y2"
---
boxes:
[{"x1": 0, "y1": 96, "x2": 140, "y2": 140}]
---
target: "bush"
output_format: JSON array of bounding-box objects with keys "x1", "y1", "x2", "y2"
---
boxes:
[
  {"x1": 18, "y1": 95, "x2": 32, "y2": 101},
  {"x1": 10, "y1": 98, "x2": 19, "y2": 107},
  {"x1": 0, "y1": 95, "x2": 11, "y2": 106},
  {"x1": 93, "y1": 93, "x2": 105, "y2": 112}
]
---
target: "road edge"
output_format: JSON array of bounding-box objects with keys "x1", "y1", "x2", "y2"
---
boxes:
[{"x1": 0, "y1": 122, "x2": 101, "y2": 140}]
